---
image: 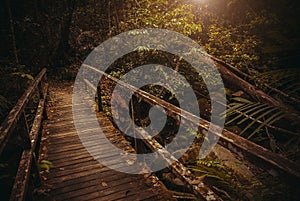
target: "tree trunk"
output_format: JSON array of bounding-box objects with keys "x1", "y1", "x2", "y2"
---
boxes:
[
  {"x1": 211, "y1": 55, "x2": 300, "y2": 105},
  {"x1": 214, "y1": 60, "x2": 300, "y2": 122},
  {"x1": 53, "y1": 0, "x2": 76, "y2": 67},
  {"x1": 6, "y1": 0, "x2": 19, "y2": 64}
]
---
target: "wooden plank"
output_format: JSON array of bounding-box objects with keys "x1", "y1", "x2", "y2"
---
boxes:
[
  {"x1": 52, "y1": 172, "x2": 128, "y2": 194},
  {"x1": 49, "y1": 103, "x2": 91, "y2": 110},
  {"x1": 48, "y1": 145, "x2": 89, "y2": 155},
  {"x1": 50, "y1": 168, "x2": 114, "y2": 189},
  {"x1": 51, "y1": 163, "x2": 105, "y2": 178},
  {"x1": 48, "y1": 142, "x2": 129, "y2": 161},
  {"x1": 47, "y1": 116, "x2": 98, "y2": 125},
  {"x1": 49, "y1": 157, "x2": 99, "y2": 171},
  {"x1": 47, "y1": 138, "x2": 120, "y2": 154},
  {"x1": 54, "y1": 176, "x2": 135, "y2": 200},
  {"x1": 47, "y1": 126, "x2": 117, "y2": 138},
  {"x1": 52, "y1": 132, "x2": 130, "y2": 146},
  {"x1": 51, "y1": 149, "x2": 129, "y2": 169},
  {"x1": 49, "y1": 133, "x2": 130, "y2": 147},
  {"x1": 49, "y1": 162, "x2": 134, "y2": 185},
  {"x1": 44, "y1": 82, "x2": 173, "y2": 201},
  {"x1": 62, "y1": 179, "x2": 141, "y2": 201},
  {"x1": 50, "y1": 165, "x2": 106, "y2": 180},
  {"x1": 47, "y1": 126, "x2": 77, "y2": 133}
]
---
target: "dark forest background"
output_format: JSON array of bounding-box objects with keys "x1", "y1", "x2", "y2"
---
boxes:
[
  {"x1": 0, "y1": 0, "x2": 299, "y2": 110},
  {"x1": 1, "y1": 0, "x2": 300, "y2": 153},
  {"x1": 0, "y1": 1, "x2": 300, "y2": 200}
]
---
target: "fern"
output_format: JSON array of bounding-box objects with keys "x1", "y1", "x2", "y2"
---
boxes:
[
  {"x1": 256, "y1": 68, "x2": 299, "y2": 85},
  {"x1": 224, "y1": 97, "x2": 292, "y2": 139},
  {"x1": 188, "y1": 158, "x2": 248, "y2": 200},
  {"x1": 254, "y1": 68, "x2": 300, "y2": 101}
]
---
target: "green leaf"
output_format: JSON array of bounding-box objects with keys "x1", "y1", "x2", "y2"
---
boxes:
[
  {"x1": 247, "y1": 111, "x2": 285, "y2": 139},
  {"x1": 12, "y1": 72, "x2": 34, "y2": 80},
  {"x1": 41, "y1": 160, "x2": 53, "y2": 166},
  {"x1": 241, "y1": 107, "x2": 278, "y2": 136},
  {"x1": 236, "y1": 105, "x2": 273, "y2": 125}
]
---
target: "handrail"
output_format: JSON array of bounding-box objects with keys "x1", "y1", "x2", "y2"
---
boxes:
[
  {"x1": 82, "y1": 64, "x2": 300, "y2": 181},
  {"x1": 0, "y1": 68, "x2": 47, "y2": 154},
  {"x1": 0, "y1": 68, "x2": 48, "y2": 201},
  {"x1": 82, "y1": 73, "x2": 221, "y2": 200}
]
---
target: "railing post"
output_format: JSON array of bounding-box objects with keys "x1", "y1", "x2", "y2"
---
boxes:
[
  {"x1": 31, "y1": 153, "x2": 42, "y2": 186},
  {"x1": 97, "y1": 85, "x2": 103, "y2": 112},
  {"x1": 42, "y1": 75, "x2": 48, "y2": 120}
]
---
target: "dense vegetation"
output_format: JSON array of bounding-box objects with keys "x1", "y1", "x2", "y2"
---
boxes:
[{"x1": 0, "y1": 0, "x2": 299, "y2": 200}]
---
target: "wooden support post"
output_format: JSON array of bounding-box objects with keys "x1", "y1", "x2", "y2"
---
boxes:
[
  {"x1": 97, "y1": 85, "x2": 103, "y2": 112},
  {"x1": 41, "y1": 83, "x2": 49, "y2": 120},
  {"x1": 31, "y1": 153, "x2": 41, "y2": 187}
]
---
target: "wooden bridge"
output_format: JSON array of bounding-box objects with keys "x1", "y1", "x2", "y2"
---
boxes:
[
  {"x1": 1, "y1": 68, "x2": 300, "y2": 201},
  {"x1": 44, "y1": 81, "x2": 173, "y2": 201}
]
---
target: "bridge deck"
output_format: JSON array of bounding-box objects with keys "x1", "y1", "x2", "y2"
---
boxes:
[{"x1": 43, "y1": 82, "x2": 173, "y2": 201}]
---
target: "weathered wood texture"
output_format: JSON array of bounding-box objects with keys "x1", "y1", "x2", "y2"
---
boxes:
[
  {"x1": 0, "y1": 68, "x2": 48, "y2": 201},
  {"x1": 0, "y1": 68, "x2": 47, "y2": 154},
  {"x1": 9, "y1": 86, "x2": 47, "y2": 201},
  {"x1": 136, "y1": 128, "x2": 221, "y2": 201},
  {"x1": 44, "y1": 82, "x2": 173, "y2": 201},
  {"x1": 84, "y1": 64, "x2": 300, "y2": 181},
  {"x1": 212, "y1": 58, "x2": 300, "y2": 122},
  {"x1": 209, "y1": 55, "x2": 300, "y2": 105},
  {"x1": 84, "y1": 78, "x2": 221, "y2": 200}
]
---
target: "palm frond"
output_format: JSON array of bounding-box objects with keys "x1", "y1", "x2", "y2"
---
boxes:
[
  {"x1": 259, "y1": 68, "x2": 300, "y2": 85},
  {"x1": 225, "y1": 97, "x2": 293, "y2": 138},
  {"x1": 281, "y1": 83, "x2": 300, "y2": 99},
  {"x1": 258, "y1": 68, "x2": 300, "y2": 97},
  {"x1": 247, "y1": 111, "x2": 285, "y2": 139}
]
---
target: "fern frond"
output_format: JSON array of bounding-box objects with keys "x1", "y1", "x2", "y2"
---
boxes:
[
  {"x1": 236, "y1": 105, "x2": 273, "y2": 125},
  {"x1": 226, "y1": 103, "x2": 267, "y2": 125},
  {"x1": 240, "y1": 107, "x2": 278, "y2": 136},
  {"x1": 247, "y1": 111, "x2": 285, "y2": 139},
  {"x1": 225, "y1": 97, "x2": 293, "y2": 138}
]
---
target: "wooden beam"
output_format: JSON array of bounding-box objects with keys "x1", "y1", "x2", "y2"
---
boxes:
[
  {"x1": 9, "y1": 149, "x2": 33, "y2": 201},
  {"x1": 0, "y1": 68, "x2": 47, "y2": 155},
  {"x1": 83, "y1": 64, "x2": 300, "y2": 180},
  {"x1": 136, "y1": 128, "x2": 222, "y2": 201},
  {"x1": 9, "y1": 97, "x2": 46, "y2": 201},
  {"x1": 212, "y1": 60, "x2": 300, "y2": 122}
]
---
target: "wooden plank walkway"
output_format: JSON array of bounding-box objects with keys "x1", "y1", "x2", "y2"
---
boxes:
[{"x1": 42, "y1": 81, "x2": 174, "y2": 201}]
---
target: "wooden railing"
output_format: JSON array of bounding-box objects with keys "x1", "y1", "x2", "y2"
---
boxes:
[
  {"x1": 0, "y1": 68, "x2": 48, "y2": 201},
  {"x1": 82, "y1": 64, "x2": 300, "y2": 199}
]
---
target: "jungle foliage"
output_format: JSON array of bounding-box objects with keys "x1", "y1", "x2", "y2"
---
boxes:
[
  {"x1": 1, "y1": 0, "x2": 299, "y2": 154},
  {"x1": 1, "y1": 0, "x2": 299, "y2": 200}
]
